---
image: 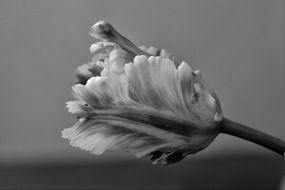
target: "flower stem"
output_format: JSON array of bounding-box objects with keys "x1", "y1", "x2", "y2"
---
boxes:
[{"x1": 220, "y1": 118, "x2": 285, "y2": 157}]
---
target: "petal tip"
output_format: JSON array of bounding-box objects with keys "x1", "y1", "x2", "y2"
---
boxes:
[{"x1": 91, "y1": 20, "x2": 109, "y2": 30}]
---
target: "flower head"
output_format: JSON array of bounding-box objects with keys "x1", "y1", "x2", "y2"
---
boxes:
[{"x1": 62, "y1": 21, "x2": 223, "y2": 165}]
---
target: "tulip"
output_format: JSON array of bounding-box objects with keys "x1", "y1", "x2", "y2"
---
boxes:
[{"x1": 62, "y1": 21, "x2": 285, "y2": 165}]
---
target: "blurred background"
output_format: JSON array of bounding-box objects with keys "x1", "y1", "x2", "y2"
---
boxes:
[{"x1": 0, "y1": 0, "x2": 284, "y2": 189}]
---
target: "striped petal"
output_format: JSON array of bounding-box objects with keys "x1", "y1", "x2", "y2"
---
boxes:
[
  {"x1": 63, "y1": 55, "x2": 222, "y2": 165},
  {"x1": 63, "y1": 21, "x2": 223, "y2": 165}
]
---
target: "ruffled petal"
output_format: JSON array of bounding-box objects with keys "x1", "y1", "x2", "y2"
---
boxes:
[
  {"x1": 63, "y1": 54, "x2": 222, "y2": 164},
  {"x1": 64, "y1": 21, "x2": 223, "y2": 165},
  {"x1": 62, "y1": 117, "x2": 186, "y2": 158},
  {"x1": 139, "y1": 45, "x2": 175, "y2": 61}
]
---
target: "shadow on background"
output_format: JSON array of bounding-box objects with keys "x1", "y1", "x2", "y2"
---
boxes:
[{"x1": 0, "y1": 153, "x2": 284, "y2": 189}]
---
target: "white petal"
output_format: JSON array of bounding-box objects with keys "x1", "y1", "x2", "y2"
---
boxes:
[{"x1": 65, "y1": 54, "x2": 222, "y2": 162}]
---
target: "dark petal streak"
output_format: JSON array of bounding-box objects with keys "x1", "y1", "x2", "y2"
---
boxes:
[{"x1": 166, "y1": 151, "x2": 185, "y2": 164}]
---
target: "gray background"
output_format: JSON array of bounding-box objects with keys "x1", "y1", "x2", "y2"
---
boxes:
[{"x1": 0, "y1": 0, "x2": 284, "y2": 188}]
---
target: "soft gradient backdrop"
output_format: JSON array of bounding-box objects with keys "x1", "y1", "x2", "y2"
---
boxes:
[
  {"x1": 0, "y1": 0, "x2": 284, "y2": 189},
  {"x1": 0, "y1": 0, "x2": 284, "y2": 163},
  {"x1": 0, "y1": 0, "x2": 284, "y2": 182}
]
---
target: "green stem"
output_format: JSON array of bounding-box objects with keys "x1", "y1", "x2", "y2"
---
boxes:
[{"x1": 220, "y1": 118, "x2": 285, "y2": 156}]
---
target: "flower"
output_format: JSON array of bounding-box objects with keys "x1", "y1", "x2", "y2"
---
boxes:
[{"x1": 62, "y1": 21, "x2": 223, "y2": 165}]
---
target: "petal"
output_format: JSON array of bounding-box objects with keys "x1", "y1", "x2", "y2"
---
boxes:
[
  {"x1": 139, "y1": 45, "x2": 175, "y2": 60},
  {"x1": 64, "y1": 55, "x2": 222, "y2": 164},
  {"x1": 147, "y1": 46, "x2": 158, "y2": 55},
  {"x1": 62, "y1": 117, "x2": 186, "y2": 158},
  {"x1": 64, "y1": 21, "x2": 223, "y2": 164},
  {"x1": 177, "y1": 61, "x2": 194, "y2": 113},
  {"x1": 109, "y1": 49, "x2": 131, "y2": 74},
  {"x1": 89, "y1": 41, "x2": 117, "y2": 54},
  {"x1": 75, "y1": 63, "x2": 94, "y2": 84},
  {"x1": 66, "y1": 100, "x2": 92, "y2": 118}
]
